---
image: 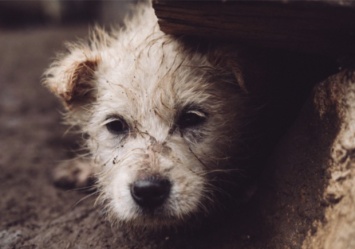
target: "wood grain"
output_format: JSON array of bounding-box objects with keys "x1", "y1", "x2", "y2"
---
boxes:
[{"x1": 153, "y1": 1, "x2": 355, "y2": 56}]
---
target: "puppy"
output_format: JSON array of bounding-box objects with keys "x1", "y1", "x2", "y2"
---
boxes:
[{"x1": 44, "y1": 2, "x2": 256, "y2": 228}]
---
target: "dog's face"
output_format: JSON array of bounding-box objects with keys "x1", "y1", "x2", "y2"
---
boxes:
[{"x1": 44, "y1": 25, "x2": 248, "y2": 227}]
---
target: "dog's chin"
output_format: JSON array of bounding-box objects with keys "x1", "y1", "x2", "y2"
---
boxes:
[
  {"x1": 111, "y1": 204, "x2": 201, "y2": 231},
  {"x1": 118, "y1": 213, "x2": 186, "y2": 231}
]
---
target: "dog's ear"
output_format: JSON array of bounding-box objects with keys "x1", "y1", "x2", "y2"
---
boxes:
[
  {"x1": 207, "y1": 46, "x2": 268, "y2": 94},
  {"x1": 43, "y1": 49, "x2": 100, "y2": 109}
]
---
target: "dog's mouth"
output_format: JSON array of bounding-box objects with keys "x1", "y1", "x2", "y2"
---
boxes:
[
  {"x1": 136, "y1": 206, "x2": 177, "y2": 223},
  {"x1": 121, "y1": 175, "x2": 199, "y2": 226},
  {"x1": 125, "y1": 198, "x2": 184, "y2": 228},
  {"x1": 104, "y1": 169, "x2": 207, "y2": 227}
]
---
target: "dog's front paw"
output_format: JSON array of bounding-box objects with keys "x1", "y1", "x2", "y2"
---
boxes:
[{"x1": 52, "y1": 159, "x2": 96, "y2": 190}]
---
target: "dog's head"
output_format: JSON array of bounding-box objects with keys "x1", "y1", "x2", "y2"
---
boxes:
[{"x1": 44, "y1": 23, "x2": 253, "y2": 228}]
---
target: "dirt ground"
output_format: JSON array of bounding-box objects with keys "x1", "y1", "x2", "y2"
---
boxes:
[
  {"x1": 0, "y1": 26, "x2": 103, "y2": 248},
  {"x1": 1, "y1": 24, "x2": 351, "y2": 249}
]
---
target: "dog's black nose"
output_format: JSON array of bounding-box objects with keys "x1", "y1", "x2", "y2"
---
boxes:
[{"x1": 130, "y1": 177, "x2": 171, "y2": 209}]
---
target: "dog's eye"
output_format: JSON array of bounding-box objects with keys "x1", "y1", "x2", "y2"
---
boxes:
[
  {"x1": 177, "y1": 109, "x2": 207, "y2": 129},
  {"x1": 105, "y1": 118, "x2": 128, "y2": 135}
]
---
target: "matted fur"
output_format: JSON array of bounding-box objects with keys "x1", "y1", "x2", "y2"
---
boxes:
[{"x1": 44, "y1": 2, "x2": 251, "y2": 228}]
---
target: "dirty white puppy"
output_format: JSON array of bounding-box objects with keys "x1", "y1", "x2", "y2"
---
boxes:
[{"x1": 44, "y1": 2, "x2": 252, "y2": 228}]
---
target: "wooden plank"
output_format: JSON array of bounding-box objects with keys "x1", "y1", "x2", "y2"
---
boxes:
[{"x1": 153, "y1": 0, "x2": 355, "y2": 56}]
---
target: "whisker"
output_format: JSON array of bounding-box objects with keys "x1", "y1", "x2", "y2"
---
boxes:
[
  {"x1": 197, "y1": 168, "x2": 242, "y2": 177},
  {"x1": 72, "y1": 190, "x2": 99, "y2": 207},
  {"x1": 72, "y1": 184, "x2": 97, "y2": 192}
]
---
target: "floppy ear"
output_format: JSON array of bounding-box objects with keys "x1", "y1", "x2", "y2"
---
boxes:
[
  {"x1": 207, "y1": 47, "x2": 268, "y2": 94},
  {"x1": 43, "y1": 49, "x2": 100, "y2": 109},
  {"x1": 206, "y1": 47, "x2": 247, "y2": 93}
]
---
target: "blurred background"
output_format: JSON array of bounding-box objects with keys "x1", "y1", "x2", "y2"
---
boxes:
[{"x1": 0, "y1": 0, "x2": 135, "y2": 29}]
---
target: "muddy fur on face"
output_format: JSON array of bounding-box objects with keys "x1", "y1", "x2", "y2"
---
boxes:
[{"x1": 44, "y1": 2, "x2": 257, "y2": 228}]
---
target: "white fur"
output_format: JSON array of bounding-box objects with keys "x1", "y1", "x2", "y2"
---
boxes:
[{"x1": 44, "y1": 2, "x2": 247, "y2": 228}]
